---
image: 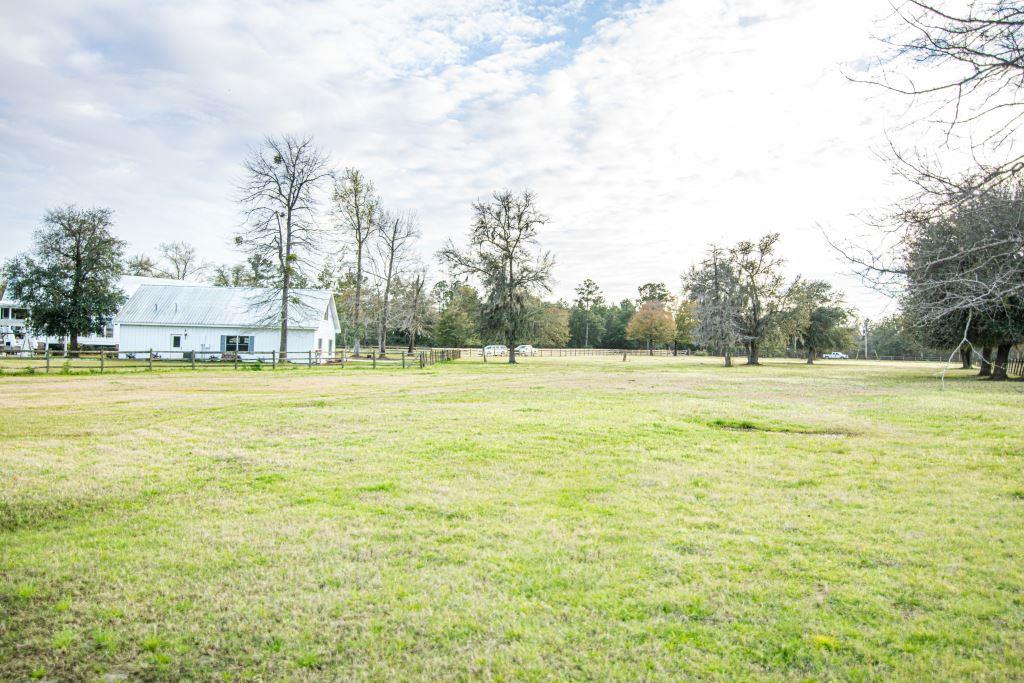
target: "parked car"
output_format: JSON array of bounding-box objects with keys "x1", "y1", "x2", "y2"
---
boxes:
[
  {"x1": 483, "y1": 344, "x2": 508, "y2": 356},
  {"x1": 514, "y1": 344, "x2": 536, "y2": 356},
  {"x1": 822, "y1": 351, "x2": 849, "y2": 359}
]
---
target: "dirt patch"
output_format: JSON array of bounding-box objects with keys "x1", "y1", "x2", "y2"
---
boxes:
[{"x1": 706, "y1": 418, "x2": 850, "y2": 437}]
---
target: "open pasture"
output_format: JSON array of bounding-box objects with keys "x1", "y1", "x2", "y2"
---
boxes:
[{"x1": 1, "y1": 356, "x2": 1022, "y2": 680}]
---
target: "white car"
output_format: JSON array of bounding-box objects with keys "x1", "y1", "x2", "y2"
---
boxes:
[
  {"x1": 514, "y1": 344, "x2": 536, "y2": 356},
  {"x1": 483, "y1": 344, "x2": 508, "y2": 356},
  {"x1": 822, "y1": 351, "x2": 849, "y2": 359}
]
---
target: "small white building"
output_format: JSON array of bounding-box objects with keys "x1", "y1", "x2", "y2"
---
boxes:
[{"x1": 114, "y1": 284, "x2": 340, "y2": 361}]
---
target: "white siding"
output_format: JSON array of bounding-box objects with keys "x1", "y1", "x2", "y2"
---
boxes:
[{"x1": 118, "y1": 325, "x2": 316, "y2": 360}]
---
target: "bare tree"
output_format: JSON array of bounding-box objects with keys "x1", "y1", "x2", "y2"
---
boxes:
[
  {"x1": 834, "y1": 3, "x2": 1024, "y2": 346},
  {"x1": 332, "y1": 168, "x2": 379, "y2": 356},
  {"x1": 859, "y1": 1, "x2": 1024, "y2": 188},
  {"x1": 370, "y1": 209, "x2": 420, "y2": 355},
  {"x1": 395, "y1": 269, "x2": 432, "y2": 353},
  {"x1": 439, "y1": 189, "x2": 553, "y2": 364},
  {"x1": 236, "y1": 134, "x2": 332, "y2": 353},
  {"x1": 685, "y1": 246, "x2": 743, "y2": 367},
  {"x1": 157, "y1": 241, "x2": 209, "y2": 280}
]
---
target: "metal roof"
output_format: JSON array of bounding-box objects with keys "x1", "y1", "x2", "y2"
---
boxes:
[{"x1": 114, "y1": 285, "x2": 336, "y2": 330}]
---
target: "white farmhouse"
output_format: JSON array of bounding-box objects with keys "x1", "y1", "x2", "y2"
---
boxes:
[{"x1": 114, "y1": 284, "x2": 340, "y2": 361}]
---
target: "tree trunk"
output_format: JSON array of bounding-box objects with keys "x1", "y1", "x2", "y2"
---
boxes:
[
  {"x1": 584, "y1": 317, "x2": 590, "y2": 348},
  {"x1": 672, "y1": 342, "x2": 678, "y2": 356},
  {"x1": 407, "y1": 330, "x2": 415, "y2": 354},
  {"x1": 69, "y1": 331, "x2": 79, "y2": 352},
  {"x1": 806, "y1": 347, "x2": 814, "y2": 364},
  {"x1": 647, "y1": 338, "x2": 653, "y2": 356},
  {"x1": 991, "y1": 344, "x2": 1011, "y2": 381},
  {"x1": 979, "y1": 346, "x2": 993, "y2": 377},
  {"x1": 724, "y1": 350, "x2": 732, "y2": 367},
  {"x1": 378, "y1": 263, "x2": 393, "y2": 355},
  {"x1": 747, "y1": 340, "x2": 759, "y2": 365},
  {"x1": 959, "y1": 346, "x2": 972, "y2": 369},
  {"x1": 353, "y1": 242, "x2": 363, "y2": 357},
  {"x1": 508, "y1": 337, "x2": 517, "y2": 364},
  {"x1": 279, "y1": 268, "x2": 290, "y2": 354}
]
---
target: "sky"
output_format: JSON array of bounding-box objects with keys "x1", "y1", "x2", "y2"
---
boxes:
[{"x1": 0, "y1": 0, "x2": 917, "y2": 317}]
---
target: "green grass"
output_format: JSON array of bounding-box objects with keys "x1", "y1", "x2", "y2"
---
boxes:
[{"x1": 1, "y1": 356, "x2": 1022, "y2": 679}]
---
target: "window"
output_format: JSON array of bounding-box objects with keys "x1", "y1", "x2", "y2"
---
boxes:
[
  {"x1": 221, "y1": 335, "x2": 252, "y2": 353},
  {"x1": 171, "y1": 335, "x2": 182, "y2": 349},
  {"x1": 317, "y1": 338, "x2": 323, "y2": 351}
]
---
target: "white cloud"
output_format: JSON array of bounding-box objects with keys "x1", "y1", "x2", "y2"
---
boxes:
[{"x1": 0, "y1": 0, "x2": 928, "y2": 316}]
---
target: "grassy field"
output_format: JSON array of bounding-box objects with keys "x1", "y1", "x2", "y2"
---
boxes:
[{"x1": 1, "y1": 356, "x2": 1022, "y2": 680}]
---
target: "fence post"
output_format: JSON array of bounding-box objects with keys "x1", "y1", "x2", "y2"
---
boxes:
[
  {"x1": 308, "y1": 350, "x2": 312, "y2": 367},
  {"x1": 191, "y1": 351, "x2": 196, "y2": 370},
  {"x1": 45, "y1": 348, "x2": 50, "y2": 373},
  {"x1": 100, "y1": 350, "x2": 105, "y2": 373},
  {"x1": 149, "y1": 349, "x2": 153, "y2": 371},
  {"x1": 402, "y1": 353, "x2": 406, "y2": 369},
  {"x1": 372, "y1": 351, "x2": 376, "y2": 369},
  {"x1": 272, "y1": 350, "x2": 277, "y2": 370},
  {"x1": 234, "y1": 353, "x2": 238, "y2": 370}
]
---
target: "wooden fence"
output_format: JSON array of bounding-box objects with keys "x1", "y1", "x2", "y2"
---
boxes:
[
  {"x1": 449, "y1": 347, "x2": 683, "y2": 358},
  {"x1": 0, "y1": 347, "x2": 461, "y2": 375}
]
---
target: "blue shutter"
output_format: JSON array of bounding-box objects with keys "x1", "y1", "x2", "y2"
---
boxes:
[{"x1": 220, "y1": 335, "x2": 227, "y2": 352}]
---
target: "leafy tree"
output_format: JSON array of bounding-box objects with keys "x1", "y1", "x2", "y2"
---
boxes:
[
  {"x1": 532, "y1": 300, "x2": 570, "y2": 347},
  {"x1": 573, "y1": 278, "x2": 604, "y2": 347},
  {"x1": 236, "y1": 134, "x2": 332, "y2": 353},
  {"x1": 601, "y1": 299, "x2": 637, "y2": 349},
  {"x1": 626, "y1": 300, "x2": 674, "y2": 355},
  {"x1": 869, "y1": 315, "x2": 922, "y2": 358},
  {"x1": 125, "y1": 253, "x2": 159, "y2": 277},
  {"x1": 637, "y1": 282, "x2": 672, "y2": 303},
  {"x1": 211, "y1": 254, "x2": 276, "y2": 287},
  {"x1": 2, "y1": 206, "x2": 126, "y2": 350},
  {"x1": 673, "y1": 300, "x2": 698, "y2": 353},
  {"x1": 433, "y1": 284, "x2": 481, "y2": 347},
  {"x1": 439, "y1": 189, "x2": 553, "y2": 364},
  {"x1": 800, "y1": 304, "x2": 853, "y2": 364}
]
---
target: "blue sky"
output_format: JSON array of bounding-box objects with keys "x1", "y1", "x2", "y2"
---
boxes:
[{"x1": 1, "y1": 0, "x2": 914, "y2": 316}]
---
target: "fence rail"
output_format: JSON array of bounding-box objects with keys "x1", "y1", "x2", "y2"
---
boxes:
[
  {"x1": 0, "y1": 347, "x2": 461, "y2": 375},
  {"x1": 440, "y1": 348, "x2": 983, "y2": 362}
]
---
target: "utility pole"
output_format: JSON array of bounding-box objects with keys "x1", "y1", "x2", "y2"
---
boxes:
[{"x1": 863, "y1": 318, "x2": 870, "y2": 359}]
